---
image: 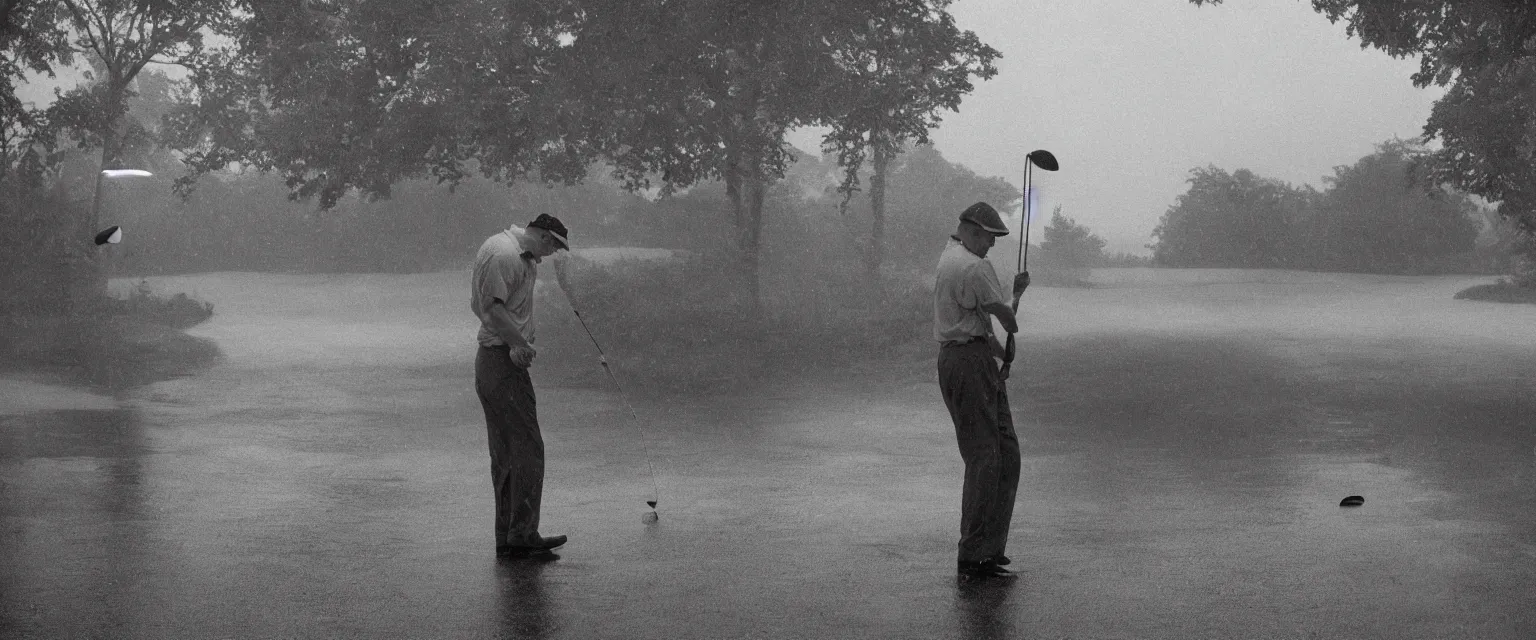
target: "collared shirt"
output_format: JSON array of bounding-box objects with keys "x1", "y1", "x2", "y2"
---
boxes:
[
  {"x1": 933, "y1": 236, "x2": 1008, "y2": 343},
  {"x1": 471, "y1": 226, "x2": 537, "y2": 347}
]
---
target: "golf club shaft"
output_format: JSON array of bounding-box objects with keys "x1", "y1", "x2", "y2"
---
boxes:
[
  {"x1": 1020, "y1": 161, "x2": 1032, "y2": 284},
  {"x1": 555, "y1": 266, "x2": 662, "y2": 508},
  {"x1": 1002, "y1": 161, "x2": 1033, "y2": 378}
]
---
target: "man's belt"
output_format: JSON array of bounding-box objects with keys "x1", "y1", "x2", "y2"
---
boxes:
[{"x1": 942, "y1": 335, "x2": 988, "y2": 348}]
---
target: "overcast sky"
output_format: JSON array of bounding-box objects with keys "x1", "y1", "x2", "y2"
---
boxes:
[{"x1": 797, "y1": 0, "x2": 1443, "y2": 255}]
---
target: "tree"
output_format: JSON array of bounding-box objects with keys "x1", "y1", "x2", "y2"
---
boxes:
[
  {"x1": 1040, "y1": 206, "x2": 1106, "y2": 269},
  {"x1": 1191, "y1": 0, "x2": 1536, "y2": 284},
  {"x1": 1308, "y1": 138, "x2": 1478, "y2": 274},
  {"x1": 1151, "y1": 166, "x2": 1313, "y2": 268},
  {"x1": 12, "y1": 0, "x2": 235, "y2": 306},
  {"x1": 168, "y1": 0, "x2": 593, "y2": 210},
  {"x1": 167, "y1": 1, "x2": 999, "y2": 308},
  {"x1": 817, "y1": 1, "x2": 999, "y2": 278},
  {"x1": 1, "y1": 0, "x2": 67, "y2": 184},
  {"x1": 879, "y1": 143, "x2": 1019, "y2": 270}
]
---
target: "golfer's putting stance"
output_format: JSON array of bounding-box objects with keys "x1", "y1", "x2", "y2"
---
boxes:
[
  {"x1": 935, "y1": 202, "x2": 1030, "y2": 579},
  {"x1": 472, "y1": 214, "x2": 571, "y2": 558}
]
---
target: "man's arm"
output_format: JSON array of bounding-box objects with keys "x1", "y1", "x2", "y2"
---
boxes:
[
  {"x1": 486, "y1": 298, "x2": 535, "y2": 365},
  {"x1": 981, "y1": 301, "x2": 1018, "y2": 334},
  {"x1": 981, "y1": 301, "x2": 1017, "y2": 361}
]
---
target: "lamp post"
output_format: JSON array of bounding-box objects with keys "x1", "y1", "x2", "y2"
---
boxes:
[{"x1": 89, "y1": 169, "x2": 153, "y2": 304}]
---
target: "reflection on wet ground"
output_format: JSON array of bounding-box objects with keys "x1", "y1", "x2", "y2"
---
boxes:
[{"x1": 1, "y1": 271, "x2": 1533, "y2": 638}]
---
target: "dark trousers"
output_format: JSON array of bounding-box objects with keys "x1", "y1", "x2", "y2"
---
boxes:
[
  {"x1": 475, "y1": 345, "x2": 545, "y2": 547},
  {"x1": 938, "y1": 340, "x2": 1021, "y2": 564}
]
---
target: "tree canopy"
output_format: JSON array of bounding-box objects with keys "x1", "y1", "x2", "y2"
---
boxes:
[
  {"x1": 163, "y1": 0, "x2": 1000, "y2": 303},
  {"x1": 1150, "y1": 140, "x2": 1479, "y2": 273},
  {"x1": 1150, "y1": 166, "x2": 1310, "y2": 269}
]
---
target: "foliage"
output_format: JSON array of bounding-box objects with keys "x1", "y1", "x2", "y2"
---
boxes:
[
  {"x1": 1192, "y1": 0, "x2": 1536, "y2": 283},
  {"x1": 164, "y1": 0, "x2": 1000, "y2": 305},
  {"x1": 1454, "y1": 280, "x2": 1536, "y2": 305},
  {"x1": 816, "y1": 0, "x2": 999, "y2": 275},
  {"x1": 107, "y1": 278, "x2": 215, "y2": 329},
  {"x1": 1150, "y1": 166, "x2": 1313, "y2": 269},
  {"x1": 1039, "y1": 205, "x2": 1107, "y2": 268},
  {"x1": 1305, "y1": 138, "x2": 1478, "y2": 274},
  {"x1": 874, "y1": 143, "x2": 1021, "y2": 270},
  {"x1": 544, "y1": 248, "x2": 933, "y2": 391},
  {"x1": 1151, "y1": 141, "x2": 1484, "y2": 274},
  {"x1": 1, "y1": 0, "x2": 68, "y2": 185},
  {"x1": 0, "y1": 177, "x2": 86, "y2": 317}
]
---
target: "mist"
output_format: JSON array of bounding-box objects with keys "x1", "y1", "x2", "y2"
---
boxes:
[{"x1": 4, "y1": 0, "x2": 1535, "y2": 638}]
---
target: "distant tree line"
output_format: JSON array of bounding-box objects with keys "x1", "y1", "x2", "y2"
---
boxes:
[
  {"x1": 1149, "y1": 140, "x2": 1491, "y2": 275},
  {"x1": 79, "y1": 125, "x2": 1017, "y2": 283},
  {"x1": 1192, "y1": 0, "x2": 1536, "y2": 286}
]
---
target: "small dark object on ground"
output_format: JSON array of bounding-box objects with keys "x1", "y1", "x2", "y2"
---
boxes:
[
  {"x1": 1339, "y1": 495, "x2": 1364, "y2": 507},
  {"x1": 646, "y1": 500, "x2": 657, "y2": 508}
]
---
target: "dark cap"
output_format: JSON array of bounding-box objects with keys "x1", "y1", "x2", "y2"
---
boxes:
[
  {"x1": 959, "y1": 202, "x2": 1009, "y2": 235},
  {"x1": 527, "y1": 214, "x2": 569, "y2": 249}
]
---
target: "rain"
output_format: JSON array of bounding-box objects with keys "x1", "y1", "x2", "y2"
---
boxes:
[{"x1": 3, "y1": 1, "x2": 1535, "y2": 638}]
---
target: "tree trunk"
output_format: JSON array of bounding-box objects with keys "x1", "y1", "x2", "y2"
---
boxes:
[
  {"x1": 723, "y1": 149, "x2": 767, "y2": 314},
  {"x1": 865, "y1": 142, "x2": 891, "y2": 280}
]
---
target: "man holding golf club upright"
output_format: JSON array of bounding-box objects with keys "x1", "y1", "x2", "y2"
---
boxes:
[
  {"x1": 471, "y1": 213, "x2": 571, "y2": 558},
  {"x1": 935, "y1": 201, "x2": 1030, "y2": 579}
]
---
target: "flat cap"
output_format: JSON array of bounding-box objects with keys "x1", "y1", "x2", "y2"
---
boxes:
[
  {"x1": 527, "y1": 213, "x2": 569, "y2": 249},
  {"x1": 959, "y1": 202, "x2": 1009, "y2": 235}
]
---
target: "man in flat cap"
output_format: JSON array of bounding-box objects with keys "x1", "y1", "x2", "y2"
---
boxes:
[
  {"x1": 934, "y1": 201, "x2": 1030, "y2": 579},
  {"x1": 471, "y1": 213, "x2": 571, "y2": 558}
]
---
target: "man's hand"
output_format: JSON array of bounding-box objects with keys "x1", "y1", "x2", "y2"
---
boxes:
[
  {"x1": 510, "y1": 345, "x2": 537, "y2": 368},
  {"x1": 1013, "y1": 270, "x2": 1031, "y2": 298}
]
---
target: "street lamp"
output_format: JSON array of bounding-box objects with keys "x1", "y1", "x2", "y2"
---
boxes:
[{"x1": 91, "y1": 169, "x2": 153, "y2": 245}]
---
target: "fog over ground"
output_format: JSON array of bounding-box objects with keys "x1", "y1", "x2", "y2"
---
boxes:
[{"x1": 4, "y1": 269, "x2": 1532, "y2": 638}]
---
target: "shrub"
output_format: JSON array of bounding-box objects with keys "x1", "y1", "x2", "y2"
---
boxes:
[
  {"x1": 105, "y1": 279, "x2": 216, "y2": 329},
  {"x1": 1453, "y1": 279, "x2": 1536, "y2": 304},
  {"x1": 542, "y1": 250, "x2": 933, "y2": 391}
]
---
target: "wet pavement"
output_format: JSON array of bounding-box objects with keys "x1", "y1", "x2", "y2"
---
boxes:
[{"x1": 2, "y1": 270, "x2": 1534, "y2": 639}]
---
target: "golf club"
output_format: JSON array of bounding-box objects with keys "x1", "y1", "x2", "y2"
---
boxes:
[
  {"x1": 552, "y1": 256, "x2": 663, "y2": 517},
  {"x1": 1002, "y1": 149, "x2": 1057, "y2": 379}
]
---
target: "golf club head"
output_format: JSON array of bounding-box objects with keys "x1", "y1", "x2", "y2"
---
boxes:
[
  {"x1": 646, "y1": 500, "x2": 657, "y2": 509},
  {"x1": 1027, "y1": 150, "x2": 1059, "y2": 172}
]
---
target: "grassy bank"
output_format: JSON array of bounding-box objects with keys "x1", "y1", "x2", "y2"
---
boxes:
[
  {"x1": 1453, "y1": 279, "x2": 1536, "y2": 304},
  {"x1": 0, "y1": 282, "x2": 222, "y2": 392}
]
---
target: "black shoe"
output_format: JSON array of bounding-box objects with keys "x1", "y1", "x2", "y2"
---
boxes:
[
  {"x1": 499, "y1": 550, "x2": 560, "y2": 562},
  {"x1": 993, "y1": 555, "x2": 1011, "y2": 566},
  {"x1": 957, "y1": 559, "x2": 1014, "y2": 579},
  {"x1": 497, "y1": 535, "x2": 567, "y2": 556}
]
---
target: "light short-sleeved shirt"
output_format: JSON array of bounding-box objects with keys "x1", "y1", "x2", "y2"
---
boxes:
[
  {"x1": 471, "y1": 227, "x2": 537, "y2": 347},
  {"x1": 933, "y1": 237, "x2": 1008, "y2": 343}
]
